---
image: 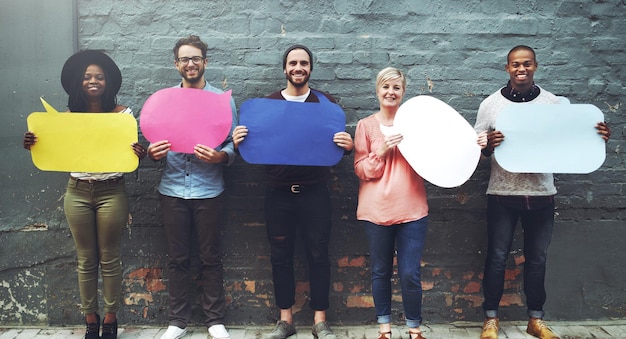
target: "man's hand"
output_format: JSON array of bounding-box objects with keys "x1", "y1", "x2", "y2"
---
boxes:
[
  {"x1": 233, "y1": 125, "x2": 248, "y2": 150},
  {"x1": 194, "y1": 144, "x2": 227, "y2": 164},
  {"x1": 147, "y1": 140, "x2": 171, "y2": 161},
  {"x1": 333, "y1": 131, "x2": 354, "y2": 152},
  {"x1": 482, "y1": 130, "x2": 504, "y2": 156},
  {"x1": 596, "y1": 122, "x2": 611, "y2": 143}
]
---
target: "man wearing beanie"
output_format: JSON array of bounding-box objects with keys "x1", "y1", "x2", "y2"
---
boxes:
[{"x1": 233, "y1": 44, "x2": 353, "y2": 339}]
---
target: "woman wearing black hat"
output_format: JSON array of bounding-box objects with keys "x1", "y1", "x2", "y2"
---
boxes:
[{"x1": 23, "y1": 50, "x2": 145, "y2": 339}]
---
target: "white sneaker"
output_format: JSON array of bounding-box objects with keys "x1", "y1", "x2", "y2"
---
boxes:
[
  {"x1": 208, "y1": 324, "x2": 231, "y2": 339},
  {"x1": 161, "y1": 325, "x2": 187, "y2": 339}
]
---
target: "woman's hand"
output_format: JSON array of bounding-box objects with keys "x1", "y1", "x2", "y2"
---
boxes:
[
  {"x1": 477, "y1": 131, "x2": 488, "y2": 149},
  {"x1": 23, "y1": 131, "x2": 36, "y2": 150},
  {"x1": 132, "y1": 142, "x2": 147, "y2": 159},
  {"x1": 377, "y1": 133, "x2": 403, "y2": 158}
]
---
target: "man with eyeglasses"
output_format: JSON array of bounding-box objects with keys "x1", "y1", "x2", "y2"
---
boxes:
[{"x1": 147, "y1": 35, "x2": 237, "y2": 339}]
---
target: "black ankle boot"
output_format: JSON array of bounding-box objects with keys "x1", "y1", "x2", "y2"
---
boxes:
[
  {"x1": 101, "y1": 319, "x2": 118, "y2": 339},
  {"x1": 84, "y1": 314, "x2": 100, "y2": 339}
]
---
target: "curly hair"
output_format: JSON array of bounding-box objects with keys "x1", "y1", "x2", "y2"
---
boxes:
[{"x1": 173, "y1": 35, "x2": 208, "y2": 60}]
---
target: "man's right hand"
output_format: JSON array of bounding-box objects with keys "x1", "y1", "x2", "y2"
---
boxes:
[
  {"x1": 147, "y1": 140, "x2": 171, "y2": 161},
  {"x1": 483, "y1": 130, "x2": 504, "y2": 156}
]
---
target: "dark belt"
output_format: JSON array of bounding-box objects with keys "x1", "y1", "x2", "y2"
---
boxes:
[{"x1": 69, "y1": 176, "x2": 125, "y2": 185}]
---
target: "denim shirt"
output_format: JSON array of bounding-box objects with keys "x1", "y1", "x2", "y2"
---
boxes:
[{"x1": 157, "y1": 81, "x2": 237, "y2": 199}]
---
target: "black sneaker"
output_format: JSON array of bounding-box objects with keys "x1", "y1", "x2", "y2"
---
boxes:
[
  {"x1": 101, "y1": 319, "x2": 118, "y2": 339},
  {"x1": 84, "y1": 314, "x2": 100, "y2": 339}
]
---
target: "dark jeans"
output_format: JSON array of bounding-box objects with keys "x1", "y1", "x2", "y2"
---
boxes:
[
  {"x1": 264, "y1": 183, "x2": 332, "y2": 311},
  {"x1": 160, "y1": 194, "x2": 225, "y2": 328},
  {"x1": 364, "y1": 217, "x2": 428, "y2": 328},
  {"x1": 482, "y1": 195, "x2": 555, "y2": 319}
]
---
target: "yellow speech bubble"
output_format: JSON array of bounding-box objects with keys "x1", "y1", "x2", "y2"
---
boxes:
[{"x1": 26, "y1": 98, "x2": 139, "y2": 172}]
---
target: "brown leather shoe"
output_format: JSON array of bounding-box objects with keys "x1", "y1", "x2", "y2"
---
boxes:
[
  {"x1": 377, "y1": 331, "x2": 391, "y2": 339},
  {"x1": 408, "y1": 329, "x2": 426, "y2": 339},
  {"x1": 480, "y1": 317, "x2": 499, "y2": 339},
  {"x1": 526, "y1": 318, "x2": 560, "y2": 339}
]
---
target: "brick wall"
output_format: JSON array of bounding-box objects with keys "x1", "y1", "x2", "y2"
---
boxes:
[{"x1": 1, "y1": 0, "x2": 625, "y2": 326}]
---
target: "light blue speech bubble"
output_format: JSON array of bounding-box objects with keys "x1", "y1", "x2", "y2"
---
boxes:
[{"x1": 495, "y1": 103, "x2": 605, "y2": 174}]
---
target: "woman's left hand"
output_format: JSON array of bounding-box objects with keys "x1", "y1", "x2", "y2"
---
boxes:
[
  {"x1": 477, "y1": 131, "x2": 488, "y2": 149},
  {"x1": 132, "y1": 142, "x2": 147, "y2": 159}
]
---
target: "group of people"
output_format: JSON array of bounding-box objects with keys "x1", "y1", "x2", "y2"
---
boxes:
[{"x1": 22, "y1": 35, "x2": 610, "y2": 339}]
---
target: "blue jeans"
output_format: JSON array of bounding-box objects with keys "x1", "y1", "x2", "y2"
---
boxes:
[
  {"x1": 364, "y1": 217, "x2": 428, "y2": 328},
  {"x1": 482, "y1": 195, "x2": 554, "y2": 319}
]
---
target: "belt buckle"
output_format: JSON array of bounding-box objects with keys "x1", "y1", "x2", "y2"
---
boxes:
[
  {"x1": 76, "y1": 178, "x2": 95, "y2": 184},
  {"x1": 290, "y1": 184, "x2": 300, "y2": 194}
]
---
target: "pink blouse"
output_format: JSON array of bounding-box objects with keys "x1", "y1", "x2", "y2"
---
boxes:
[{"x1": 353, "y1": 113, "x2": 428, "y2": 226}]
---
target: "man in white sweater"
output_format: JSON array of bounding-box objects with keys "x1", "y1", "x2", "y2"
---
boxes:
[{"x1": 474, "y1": 45, "x2": 611, "y2": 339}]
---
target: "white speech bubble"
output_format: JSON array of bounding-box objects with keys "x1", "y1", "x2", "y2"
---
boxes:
[{"x1": 394, "y1": 95, "x2": 481, "y2": 188}]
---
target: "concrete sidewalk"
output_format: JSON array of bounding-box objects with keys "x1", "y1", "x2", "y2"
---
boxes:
[{"x1": 2, "y1": 320, "x2": 626, "y2": 339}]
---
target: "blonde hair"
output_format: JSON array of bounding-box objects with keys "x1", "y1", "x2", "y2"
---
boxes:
[{"x1": 376, "y1": 67, "x2": 406, "y2": 91}]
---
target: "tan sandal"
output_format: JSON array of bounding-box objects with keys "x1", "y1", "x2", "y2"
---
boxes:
[{"x1": 377, "y1": 330, "x2": 391, "y2": 339}]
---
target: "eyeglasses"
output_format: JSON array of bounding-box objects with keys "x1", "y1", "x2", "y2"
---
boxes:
[{"x1": 176, "y1": 56, "x2": 205, "y2": 65}]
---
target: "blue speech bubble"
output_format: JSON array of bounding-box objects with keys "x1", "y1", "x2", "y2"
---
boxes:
[{"x1": 238, "y1": 97, "x2": 346, "y2": 166}]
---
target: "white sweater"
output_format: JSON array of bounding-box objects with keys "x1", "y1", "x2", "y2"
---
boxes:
[{"x1": 474, "y1": 87, "x2": 560, "y2": 196}]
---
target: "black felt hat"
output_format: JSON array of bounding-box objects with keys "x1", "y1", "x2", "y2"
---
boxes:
[{"x1": 61, "y1": 50, "x2": 122, "y2": 95}]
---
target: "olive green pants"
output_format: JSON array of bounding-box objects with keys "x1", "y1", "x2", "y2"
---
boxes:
[{"x1": 64, "y1": 177, "x2": 128, "y2": 314}]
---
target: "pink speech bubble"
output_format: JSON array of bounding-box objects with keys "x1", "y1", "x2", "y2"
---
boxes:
[{"x1": 140, "y1": 87, "x2": 233, "y2": 153}]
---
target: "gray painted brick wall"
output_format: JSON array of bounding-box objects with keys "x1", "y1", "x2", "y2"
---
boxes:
[{"x1": 1, "y1": 0, "x2": 624, "y2": 327}]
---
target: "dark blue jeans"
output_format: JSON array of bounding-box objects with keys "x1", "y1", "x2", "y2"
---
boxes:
[
  {"x1": 264, "y1": 183, "x2": 332, "y2": 311},
  {"x1": 160, "y1": 194, "x2": 226, "y2": 328},
  {"x1": 482, "y1": 195, "x2": 555, "y2": 319},
  {"x1": 364, "y1": 217, "x2": 428, "y2": 328}
]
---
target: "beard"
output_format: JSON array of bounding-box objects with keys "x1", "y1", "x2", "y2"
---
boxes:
[
  {"x1": 179, "y1": 66, "x2": 205, "y2": 84},
  {"x1": 286, "y1": 72, "x2": 310, "y2": 88}
]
